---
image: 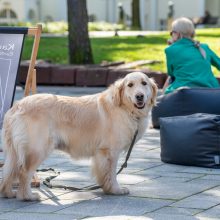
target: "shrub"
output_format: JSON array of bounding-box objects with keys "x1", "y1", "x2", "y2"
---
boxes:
[
  {"x1": 0, "y1": 21, "x2": 126, "y2": 33},
  {"x1": 88, "y1": 22, "x2": 125, "y2": 31}
]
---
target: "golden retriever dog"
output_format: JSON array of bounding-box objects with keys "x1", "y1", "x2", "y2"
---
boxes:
[{"x1": 0, "y1": 71, "x2": 157, "y2": 201}]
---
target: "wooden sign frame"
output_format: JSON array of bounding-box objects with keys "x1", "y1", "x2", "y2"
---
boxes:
[{"x1": 24, "y1": 24, "x2": 42, "y2": 96}]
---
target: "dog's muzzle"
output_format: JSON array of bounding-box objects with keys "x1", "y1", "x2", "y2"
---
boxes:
[{"x1": 134, "y1": 93, "x2": 145, "y2": 109}]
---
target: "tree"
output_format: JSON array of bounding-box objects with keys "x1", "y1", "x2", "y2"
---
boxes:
[
  {"x1": 67, "y1": 0, "x2": 93, "y2": 64},
  {"x1": 131, "y1": 0, "x2": 141, "y2": 30}
]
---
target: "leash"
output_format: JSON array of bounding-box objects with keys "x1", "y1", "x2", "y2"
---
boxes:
[
  {"x1": 117, "y1": 130, "x2": 138, "y2": 174},
  {"x1": 37, "y1": 129, "x2": 138, "y2": 191}
]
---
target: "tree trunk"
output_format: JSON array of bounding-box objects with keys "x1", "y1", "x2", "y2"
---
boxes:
[
  {"x1": 131, "y1": 0, "x2": 141, "y2": 30},
  {"x1": 67, "y1": 0, "x2": 93, "y2": 64}
]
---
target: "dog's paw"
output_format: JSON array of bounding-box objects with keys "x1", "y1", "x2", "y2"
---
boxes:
[
  {"x1": 28, "y1": 192, "x2": 40, "y2": 201},
  {"x1": 17, "y1": 192, "x2": 40, "y2": 201},
  {"x1": 116, "y1": 187, "x2": 129, "y2": 195},
  {"x1": 105, "y1": 186, "x2": 129, "y2": 195},
  {"x1": 0, "y1": 190, "x2": 16, "y2": 199}
]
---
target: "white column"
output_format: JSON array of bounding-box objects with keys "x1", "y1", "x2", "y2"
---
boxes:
[
  {"x1": 198, "y1": 0, "x2": 205, "y2": 16},
  {"x1": 106, "y1": 0, "x2": 109, "y2": 21},
  {"x1": 111, "y1": 0, "x2": 117, "y2": 23},
  {"x1": 150, "y1": 0, "x2": 158, "y2": 30},
  {"x1": 140, "y1": 0, "x2": 145, "y2": 30}
]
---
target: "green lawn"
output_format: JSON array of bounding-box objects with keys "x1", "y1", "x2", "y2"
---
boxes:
[{"x1": 22, "y1": 28, "x2": 220, "y2": 76}]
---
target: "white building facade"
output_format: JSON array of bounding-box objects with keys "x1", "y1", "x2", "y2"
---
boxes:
[{"x1": 0, "y1": 0, "x2": 219, "y2": 30}]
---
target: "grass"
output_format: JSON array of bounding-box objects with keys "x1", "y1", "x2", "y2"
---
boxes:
[{"x1": 22, "y1": 28, "x2": 220, "y2": 76}]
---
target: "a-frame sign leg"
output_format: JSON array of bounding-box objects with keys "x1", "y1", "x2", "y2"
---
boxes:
[
  {"x1": 31, "y1": 69, "x2": 37, "y2": 94},
  {"x1": 24, "y1": 25, "x2": 42, "y2": 188},
  {"x1": 24, "y1": 24, "x2": 41, "y2": 97}
]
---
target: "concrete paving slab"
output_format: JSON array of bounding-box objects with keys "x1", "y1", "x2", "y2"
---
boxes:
[
  {"x1": 25, "y1": 186, "x2": 72, "y2": 201},
  {"x1": 199, "y1": 174, "x2": 220, "y2": 181},
  {"x1": 171, "y1": 193, "x2": 220, "y2": 209},
  {"x1": 118, "y1": 158, "x2": 163, "y2": 170},
  {"x1": 151, "y1": 206, "x2": 202, "y2": 216},
  {"x1": 12, "y1": 191, "x2": 98, "y2": 214},
  {"x1": 45, "y1": 180, "x2": 96, "y2": 189},
  {"x1": 203, "y1": 186, "x2": 220, "y2": 196},
  {"x1": 85, "y1": 216, "x2": 151, "y2": 220},
  {"x1": 0, "y1": 212, "x2": 80, "y2": 220},
  {"x1": 13, "y1": 198, "x2": 80, "y2": 213},
  {"x1": 131, "y1": 149, "x2": 161, "y2": 160},
  {"x1": 197, "y1": 204, "x2": 220, "y2": 219},
  {"x1": 144, "y1": 213, "x2": 201, "y2": 220},
  {"x1": 54, "y1": 191, "x2": 99, "y2": 201},
  {"x1": 0, "y1": 197, "x2": 36, "y2": 212},
  {"x1": 137, "y1": 166, "x2": 206, "y2": 179},
  {"x1": 152, "y1": 176, "x2": 197, "y2": 183},
  {"x1": 128, "y1": 179, "x2": 219, "y2": 200},
  {"x1": 56, "y1": 196, "x2": 172, "y2": 218},
  {"x1": 179, "y1": 167, "x2": 220, "y2": 175},
  {"x1": 117, "y1": 173, "x2": 154, "y2": 185}
]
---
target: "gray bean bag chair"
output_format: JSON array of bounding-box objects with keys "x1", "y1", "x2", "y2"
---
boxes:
[
  {"x1": 160, "y1": 113, "x2": 220, "y2": 168},
  {"x1": 152, "y1": 88, "x2": 220, "y2": 128}
]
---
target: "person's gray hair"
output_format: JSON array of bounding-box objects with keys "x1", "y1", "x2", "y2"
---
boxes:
[
  {"x1": 172, "y1": 17, "x2": 206, "y2": 59},
  {"x1": 172, "y1": 17, "x2": 195, "y2": 38}
]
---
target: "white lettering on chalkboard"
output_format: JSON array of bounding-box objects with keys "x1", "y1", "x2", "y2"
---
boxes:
[
  {"x1": 0, "y1": 44, "x2": 15, "y2": 51},
  {"x1": 0, "y1": 51, "x2": 13, "y2": 56},
  {"x1": 0, "y1": 43, "x2": 15, "y2": 56}
]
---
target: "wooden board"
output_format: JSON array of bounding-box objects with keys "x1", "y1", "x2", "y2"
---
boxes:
[{"x1": 116, "y1": 60, "x2": 161, "y2": 69}]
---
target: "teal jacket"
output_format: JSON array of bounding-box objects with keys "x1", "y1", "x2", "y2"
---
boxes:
[{"x1": 165, "y1": 38, "x2": 220, "y2": 94}]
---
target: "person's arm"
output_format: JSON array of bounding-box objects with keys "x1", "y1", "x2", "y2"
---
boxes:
[
  {"x1": 165, "y1": 48, "x2": 174, "y2": 77},
  {"x1": 163, "y1": 48, "x2": 174, "y2": 93},
  {"x1": 205, "y1": 45, "x2": 220, "y2": 70},
  {"x1": 162, "y1": 76, "x2": 171, "y2": 93}
]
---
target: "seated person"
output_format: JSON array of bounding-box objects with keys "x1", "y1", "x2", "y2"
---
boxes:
[
  {"x1": 195, "y1": 10, "x2": 212, "y2": 25},
  {"x1": 200, "y1": 10, "x2": 212, "y2": 24},
  {"x1": 163, "y1": 17, "x2": 220, "y2": 94}
]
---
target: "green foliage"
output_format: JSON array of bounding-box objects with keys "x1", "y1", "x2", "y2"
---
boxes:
[
  {"x1": 91, "y1": 34, "x2": 168, "y2": 72},
  {"x1": 21, "y1": 28, "x2": 220, "y2": 75},
  {"x1": 88, "y1": 22, "x2": 125, "y2": 31},
  {"x1": 0, "y1": 21, "x2": 125, "y2": 33},
  {"x1": 0, "y1": 21, "x2": 68, "y2": 33},
  {"x1": 196, "y1": 28, "x2": 220, "y2": 76},
  {"x1": 23, "y1": 37, "x2": 68, "y2": 64},
  {"x1": 41, "y1": 21, "x2": 68, "y2": 33}
]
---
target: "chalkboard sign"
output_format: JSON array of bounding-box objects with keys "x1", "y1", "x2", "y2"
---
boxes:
[{"x1": 0, "y1": 27, "x2": 28, "y2": 128}]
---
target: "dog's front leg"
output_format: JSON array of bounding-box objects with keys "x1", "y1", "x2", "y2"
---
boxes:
[{"x1": 92, "y1": 148, "x2": 129, "y2": 195}]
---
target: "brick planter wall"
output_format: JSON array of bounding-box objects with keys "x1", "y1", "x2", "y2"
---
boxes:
[
  {"x1": 51, "y1": 65, "x2": 79, "y2": 85},
  {"x1": 106, "y1": 68, "x2": 137, "y2": 86},
  {"x1": 23, "y1": 61, "x2": 220, "y2": 89},
  {"x1": 18, "y1": 61, "x2": 52, "y2": 85},
  {"x1": 75, "y1": 67, "x2": 109, "y2": 86}
]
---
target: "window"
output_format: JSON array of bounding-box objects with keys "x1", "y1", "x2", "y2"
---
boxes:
[
  {"x1": 0, "y1": 9, "x2": 17, "y2": 18},
  {"x1": 28, "y1": 9, "x2": 36, "y2": 21}
]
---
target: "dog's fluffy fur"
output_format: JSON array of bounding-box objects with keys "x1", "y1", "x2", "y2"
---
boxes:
[{"x1": 0, "y1": 72, "x2": 157, "y2": 201}]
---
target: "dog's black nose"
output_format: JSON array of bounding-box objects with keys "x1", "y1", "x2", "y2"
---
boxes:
[{"x1": 135, "y1": 93, "x2": 144, "y2": 101}]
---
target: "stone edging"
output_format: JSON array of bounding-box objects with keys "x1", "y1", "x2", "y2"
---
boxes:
[{"x1": 18, "y1": 62, "x2": 168, "y2": 88}]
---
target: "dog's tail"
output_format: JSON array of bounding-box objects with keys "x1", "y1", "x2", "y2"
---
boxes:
[
  {"x1": 0, "y1": 110, "x2": 18, "y2": 194},
  {"x1": 0, "y1": 109, "x2": 27, "y2": 191}
]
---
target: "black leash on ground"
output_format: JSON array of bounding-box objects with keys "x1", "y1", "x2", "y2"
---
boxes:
[{"x1": 37, "y1": 130, "x2": 138, "y2": 192}]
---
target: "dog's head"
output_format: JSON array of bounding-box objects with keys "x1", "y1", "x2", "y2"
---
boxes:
[{"x1": 111, "y1": 72, "x2": 158, "y2": 116}]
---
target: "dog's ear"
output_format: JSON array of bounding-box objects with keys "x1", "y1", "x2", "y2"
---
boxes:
[
  {"x1": 149, "y1": 78, "x2": 158, "y2": 106},
  {"x1": 112, "y1": 78, "x2": 124, "y2": 106}
]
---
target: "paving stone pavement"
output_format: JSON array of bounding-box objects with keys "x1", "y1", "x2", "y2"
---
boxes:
[{"x1": 0, "y1": 86, "x2": 220, "y2": 220}]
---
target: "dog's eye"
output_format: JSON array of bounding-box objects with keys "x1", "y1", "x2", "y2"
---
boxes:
[
  {"x1": 128, "y1": 83, "x2": 133, "y2": 87},
  {"x1": 142, "y1": 81, "x2": 147, "y2": 86}
]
